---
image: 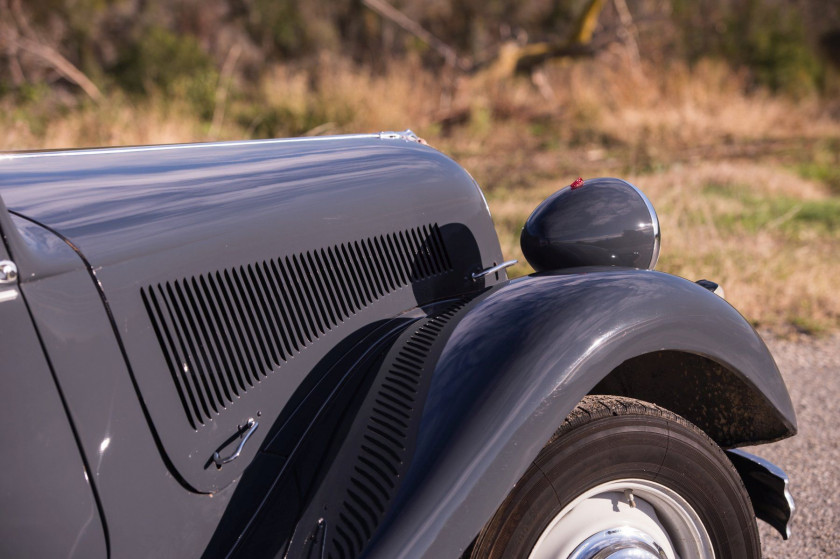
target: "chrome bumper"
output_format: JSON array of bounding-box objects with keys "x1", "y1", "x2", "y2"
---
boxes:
[{"x1": 726, "y1": 449, "x2": 795, "y2": 540}]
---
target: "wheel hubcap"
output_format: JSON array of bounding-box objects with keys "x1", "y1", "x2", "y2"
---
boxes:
[
  {"x1": 528, "y1": 479, "x2": 715, "y2": 559},
  {"x1": 568, "y1": 527, "x2": 666, "y2": 559}
]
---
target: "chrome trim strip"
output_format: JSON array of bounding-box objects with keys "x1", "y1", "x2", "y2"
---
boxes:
[
  {"x1": 378, "y1": 129, "x2": 423, "y2": 143},
  {"x1": 472, "y1": 260, "x2": 518, "y2": 281},
  {"x1": 0, "y1": 134, "x2": 381, "y2": 161},
  {"x1": 0, "y1": 289, "x2": 19, "y2": 303},
  {"x1": 626, "y1": 183, "x2": 661, "y2": 270},
  {"x1": 0, "y1": 130, "x2": 431, "y2": 161}
]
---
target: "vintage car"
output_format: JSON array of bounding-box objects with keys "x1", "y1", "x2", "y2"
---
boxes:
[{"x1": 0, "y1": 130, "x2": 795, "y2": 558}]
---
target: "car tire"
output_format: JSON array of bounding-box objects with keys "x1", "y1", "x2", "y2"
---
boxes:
[{"x1": 470, "y1": 395, "x2": 760, "y2": 559}]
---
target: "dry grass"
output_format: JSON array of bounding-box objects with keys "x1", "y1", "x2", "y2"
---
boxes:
[
  {"x1": 434, "y1": 56, "x2": 840, "y2": 334},
  {"x1": 1, "y1": 96, "x2": 207, "y2": 150},
  {"x1": 488, "y1": 161, "x2": 839, "y2": 333},
  {"x1": 3, "y1": 54, "x2": 839, "y2": 333}
]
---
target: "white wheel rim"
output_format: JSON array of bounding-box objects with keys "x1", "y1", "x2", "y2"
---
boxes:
[{"x1": 528, "y1": 478, "x2": 715, "y2": 559}]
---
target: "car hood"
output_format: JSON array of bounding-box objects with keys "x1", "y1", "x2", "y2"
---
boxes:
[{"x1": 0, "y1": 135, "x2": 497, "y2": 272}]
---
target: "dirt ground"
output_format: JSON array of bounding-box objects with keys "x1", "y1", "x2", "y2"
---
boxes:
[{"x1": 746, "y1": 333, "x2": 840, "y2": 557}]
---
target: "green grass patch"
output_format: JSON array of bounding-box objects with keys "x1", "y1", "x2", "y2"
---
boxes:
[
  {"x1": 700, "y1": 181, "x2": 753, "y2": 198},
  {"x1": 786, "y1": 137, "x2": 840, "y2": 195},
  {"x1": 789, "y1": 314, "x2": 831, "y2": 336},
  {"x1": 701, "y1": 182, "x2": 840, "y2": 235},
  {"x1": 795, "y1": 161, "x2": 840, "y2": 195},
  {"x1": 721, "y1": 197, "x2": 840, "y2": 234}
]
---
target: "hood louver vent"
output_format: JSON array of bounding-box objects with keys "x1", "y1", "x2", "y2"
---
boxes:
[{"x1": 142, "y1": 224, "x2": 452, "y2": 428}]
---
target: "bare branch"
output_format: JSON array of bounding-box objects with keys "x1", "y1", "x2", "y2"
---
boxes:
[
  {"x1": 568, "y1": 0, "x2": 607, "y2": 45},
  {"x1": 613, "y1": 0, "x2": 642, "y2": 74},
  {"x1": 474, "y1": 0, "x2": 605, "y2": 81},
  {"x1": 210, "y1": 43, "x2": 242, "y2": 139},
  {"x1": 10, "y1": 35, "x2": 103, "y2": 102},
  {"x1": 1, "y1": 0, "x2": 103, "y2": 102},
  {"x1": 361, "y1": 0, "x2": 468, "y2": 71}
]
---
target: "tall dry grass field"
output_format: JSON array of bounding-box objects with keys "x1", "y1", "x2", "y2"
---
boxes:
[{"x1": 3, "y1": 55, "x2": 839, "y2": 333}]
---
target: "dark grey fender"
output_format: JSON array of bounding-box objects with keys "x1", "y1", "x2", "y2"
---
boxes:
[{"x1": 363, "y1": 268, "x2": 796, "y2": 559}]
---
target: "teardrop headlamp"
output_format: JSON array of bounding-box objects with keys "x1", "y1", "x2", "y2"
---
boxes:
[{"x1": 520, "y1": 177, "x2": 660, "y2": 272}]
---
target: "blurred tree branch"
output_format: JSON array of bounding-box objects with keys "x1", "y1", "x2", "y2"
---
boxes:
[
  {"x1": 0, "y1": 0, "x2": 830, "y2": 108},
  {"x1": 613, "y1": 0, "x2": 641, "y2": 73},
  {"x1": 361, "y1": 0, "x2": 469, "y2": 71},
  {"x1": 362, "y1": 0, "x2": 607, "y2": 82},
  {"x1": 478, "y1": 0, "x2": 606, "y2": 80},
  {"x1": 210, "y1": 43, "x2": 242, "y2": 139},
  {"x1": 0, "y1": 0, "x2": 102, "y2": 102}
]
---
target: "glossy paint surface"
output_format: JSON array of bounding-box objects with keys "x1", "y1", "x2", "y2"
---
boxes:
[
  {"x1": 0, "y1": 136, "x2": 495, "y2": 269},
  {"x1": 0, "y1": 227, "x2": 106, "y2": 558},
  {"x1": 1, "y1": 135, "x2": 506, "y2": 496},
  {"x1": 4, "y1": 216, "x2": 240, "y2": 558},
  {"x1": 212, "y1": 268, "x2": 797, "y2": 559},
  {"x1": 0, "y1": 136, "x2": 796, "y2": 559},
  {"x1": 521, "y1": 178, "x2": 659, "y2": 271},
  {"x1": 362, "y1": 269, "x2": 795, "y2": 559}
]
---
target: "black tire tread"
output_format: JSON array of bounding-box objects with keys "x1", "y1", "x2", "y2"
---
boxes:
[
  {"x1": 551, "y1": 395, "x2": 712, "y2": 446},
  {"x1": 551, "y1": 395, "x2": 755, "y2": 504},
  {"x1": 471, "y1": 395, "x2": 760, "y2": 559}
]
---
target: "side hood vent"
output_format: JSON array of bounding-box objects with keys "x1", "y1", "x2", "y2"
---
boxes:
[{"x1": 142, "y1": 224, "x2": 452, "y2": 428}]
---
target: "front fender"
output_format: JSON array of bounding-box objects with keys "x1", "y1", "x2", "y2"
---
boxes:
[{"x1": 365, "y1": 268, "x2": 796, "y2": 558}]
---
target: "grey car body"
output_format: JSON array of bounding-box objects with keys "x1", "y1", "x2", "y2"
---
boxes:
[{"x1": 0, "y1": 132, "x2": 795, "y2": 558}]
